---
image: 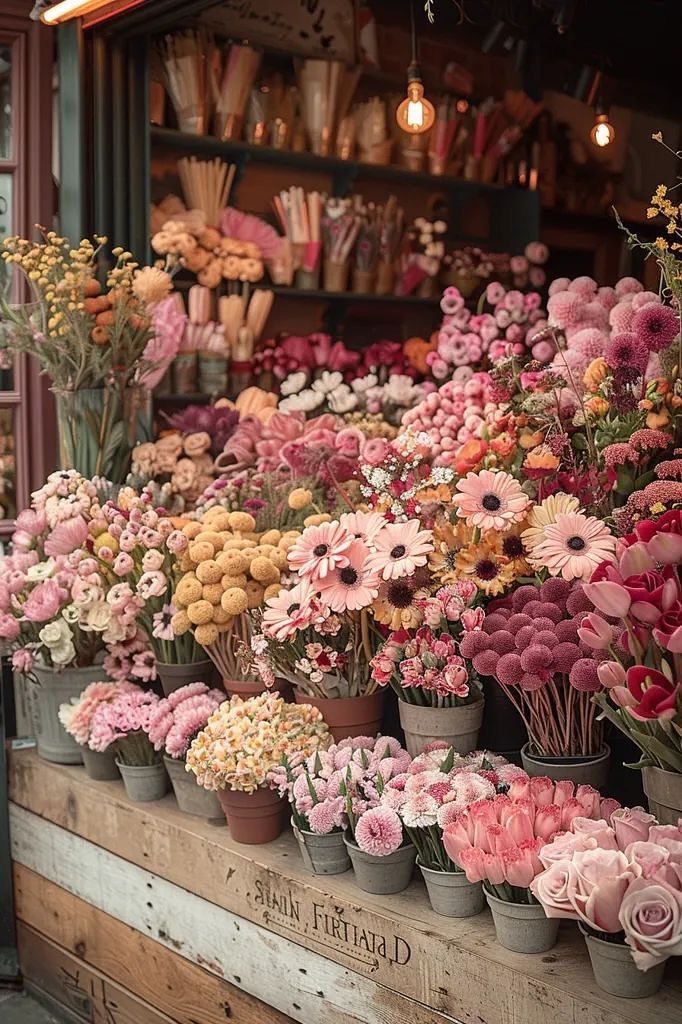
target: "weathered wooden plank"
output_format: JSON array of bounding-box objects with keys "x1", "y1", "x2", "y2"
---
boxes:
[
  {"x1": 13, "y1": 866, "x2": 294, "y2": 1024},
  {"x1": 17, "y1": 923, "x2": 177, "y2": 1024},
  {"x1": 8, "y1": 750, "x2": 682, "y2": 1024},
  {"x1": 10, "y1": 805, "x2": 461, "y2": 1024}
]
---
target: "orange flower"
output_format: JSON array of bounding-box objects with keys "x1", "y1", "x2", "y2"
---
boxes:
[
  {"x1": 490, "y1": 433, "x2": 517, "y2": 460},
  {"x1": 416, "y1": 483, "x2": 452, "y2": 504},
  {"x1": 403, "y1": 335, "x2": 437, "y2": 375},
  {"x1": 585, "y1": 396, "x2": 609, "y2": 417},
  {"x1": 454, "y1": 438, "x2": 488, "y2": 475},
  {"x1": 519, "y1": 429, "x2": 544, "y2": 450},
  {"x1": 647, "y1": 409, "x2": 671, "y2": 429},
  {"x1": 583, "y1": 357, "x2": 608, "y2": 393},
  {"x1": 523, "y1": 445, "x2": 560, "y2": 472}
]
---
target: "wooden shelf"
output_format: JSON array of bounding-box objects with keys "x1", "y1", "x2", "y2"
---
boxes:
[
  {"x1": 9, "y1": 749, "x2": 682, "y2": 1024},
  {"x1": 271, "y1": 286, "x2": 441, "y2": 307},
  {"x1": 151, "y1": 126, "x2": 528, "y2": 196}
]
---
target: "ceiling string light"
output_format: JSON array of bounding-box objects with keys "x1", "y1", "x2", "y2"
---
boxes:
[
  {"x1": 395, "y1": 1, "x2": 436, "y2": 135},
  {"x1": 590, "y1": 105, "x2": 616, "y2": 147}
]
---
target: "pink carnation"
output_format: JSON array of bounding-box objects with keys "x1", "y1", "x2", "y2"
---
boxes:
[{"x1": 354, "y1": 806, "x2": 404, "y2": 857}]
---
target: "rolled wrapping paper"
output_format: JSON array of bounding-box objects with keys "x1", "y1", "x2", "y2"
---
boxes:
[
  {"x1": 188, "y1": 284, "x2": 212, "y2": 325},
  {"x1": 173, "y1": 352, "x2": 198, "y2": 394}
]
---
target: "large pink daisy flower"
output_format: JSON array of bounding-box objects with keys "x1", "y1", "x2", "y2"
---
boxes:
[
  {"x1": 339, "y1": 509, "x2": 385, "y2": 543},
  {"x1": 453, "y1": 470, "x2": 529, "y2": 532},
  {"x1": 262, "y1": 579, "x2": 326, "y2": 640},
  {"x1": 317, "y1": 541, "x2": 380, "y2": 612},
  {"x1": 366, "y1": 520, "x2": 434, "y2": 581},
  {"x1": 527, "y1": 512, "x2": 616, "y2": 581},
  {"x1": 288, "y1": 521, "x2": 353, "y2": 580}
]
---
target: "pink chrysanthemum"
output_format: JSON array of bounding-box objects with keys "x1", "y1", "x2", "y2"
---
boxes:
[
  {"x1": 615, "y1": 277, "x2": 643, "y2": 298},
  {"x1": 569, "y1": 327, "x2": 607, "y2": 360},
  {"x1": 631, "y1": 290, "x2": 661, "y2": 311},
  {"x1": 354, "y1": 806, "x2": 404, "y2": 856},
  {"x1": 288, "y1": 521, "x2": 353, "y2": 579},
  {"x1": 548, "y1": 277, "x2": 571, "y2": 296},
  {"x1": 308, "y1": 797, "x2": 345, "y2": 835},
  {"x1": 567, "y1": 275, "x2": 598, "y2": 298},
  {"x1": 632, "y1": 302, "x2": 679, "y2": 353},
  {"x1": 317, "y1": 540, "x2": 380, "y2": 612},
  {"x1": 453, "y1": 470, "x2": 529, "y2": 532},
  {"x1": 546, "y1": 291, "x2": 583, "y2": 329},
  {"x1": 366, "y1": 520, "x2": 433, "y2": 581},
  {"x1": 401, "y1": 792, "x2": 439, "y2": 828},
  {"x1": 527, "y1": 513, "x2": 616, "y2": 581},
  {"x1": 596, "y1": 286, "x2": 617, "y2": 311},
  {"x1": 605, "y1": 332, "x2": 648, "y2": 372},
  {"x1": 609, "y1": 301, "x2": 635, "y2": 333}
]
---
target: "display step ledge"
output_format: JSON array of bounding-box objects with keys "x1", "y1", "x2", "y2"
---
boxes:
[{"x1": 7, "y1": 749, "x2": 682, "y2": 1024}]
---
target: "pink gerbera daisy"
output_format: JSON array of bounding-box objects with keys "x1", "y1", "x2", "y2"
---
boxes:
[
  {"x1": 288, "y1": 521, "x2": 353, "y2": 579},
  {"x1": 453, "y1": 470, "x2": 529, "y2": 532},
  {"x1": 366, "y1": 520, "x2": 434, "y2": 581},
  {"x1": 262, "y1": 579, "x2": 326, "y2": 641},
  {"x1": 317, "y1": 541, "x2": 380, "y2": 612},
  {"x1": 526, "y1": 512, "x2": 616, "y2": 581},
  {"x1": 339, "y1": 510, "x2": 385, "y2": 543}
]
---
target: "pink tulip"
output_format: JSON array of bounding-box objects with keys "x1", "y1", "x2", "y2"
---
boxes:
[
  {"x1": 507, "y1": 776, "x2": 531, "y2": 801},
  {"x1": 502, "y1": 845, "x2": 536, "y2": 888},
  {"x1": 530, "y1": 776, "x2": 555, "y2": 807},
  {"x1": 583, "y1": 580, "x2": 631, "y2": 618},
  {"x1": 506, "y1": 808, "x2": 535, "y2": 846},
  {"x1": 578, "y1": 612, "x2": 613, "y2": 650},
  {"x1": 457, "y1": 846, "x2": 486, "y2": 883},
  {"x1": 535, "y1": 805, "x2": 562, "y2": 841},
  {"x1": 648, "y1": 531, "x2": 682, "y2": 565},
  {"x1": 576, "y1": 786, "x2": 601, "y2": 818},
  {"x1": 552, "y1": 780, "x2": 575, "y2": 807},
  {"x1": 599, "y1": 798, "x2": 622, "y2": 821},
  {"x1": 560, "y1": 798, "x2": 584, "y2": 831},
  {"x1": 443, "y1": 817, "x2": 475, "y2": 862},
  {"x1": 597, "y1": 660, "x2": 626, "y2": 688},
  {"x1": 483, "y1": 851, "x2": 506, "y2": 885}
]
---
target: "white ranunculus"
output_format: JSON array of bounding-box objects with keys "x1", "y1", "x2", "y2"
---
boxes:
[
  {"x1": 312, "y1": 370, "x2": 343, "y2": 394},
  {"x1": 50, "y1": 640, "x2": 77, "y2": 666},
  {"x1": 83, "y1": 601, "x2": 113, "y2": 633},
  {"x1": 39, "y1": 619, "x2": 72, "y2": 649},
  {"x1": 351, "y1": 373, "x2": 378, "y2": 395},
  {"x1": 61, "y1": 604, "x2": 80, "y2": 624},
  {"x1": 279, "y1": 390, "x2": 324, "y2": 413},
  {"x1": 279, "y1": 371, "x2": 308, "y2": 396},
  {"x1": 26, "y1": 560, "x2": 55, "y2": 582},
  {"x1": 327, "y1": 384, "x2": 357, "y2": 414},
  {"x1": 384, "y1": 374, "x2": 418, "y2": 405}
]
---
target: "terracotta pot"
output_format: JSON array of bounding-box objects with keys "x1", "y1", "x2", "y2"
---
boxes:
[
  {"x1": 521, "y1": 744, "x2": 611, "y2": 790},
  {"x1": 156, "y1": 660, "x2": 215, "y2": 697},
  {"x1": 398, "y1": 699, "x2": 483, "y2": 758},
  {"x1": 580, "y1": 927, "x2": 665, "y2": 998},
  {"x1": 485, "y1": 890, "x2": 559, "y2": 953},
  {"x1": 293, "y1": 690, "x2": 384, "y2": 742},
  {"x1": 116, "y1": 760, "x2": 168, "y2": 803},
  {"x1": 223, "y1": 678, "x2": 294, "y2": 702},
  {"x1": 642, "y1": 765, "x2": 682, "y2": 824},
  {"x1": 164, "y1": 756, "x2": 224, "y2": 821},
  {"x1": 31, "y1": 664, "x2": 108, "y2": 765},
  {"x1": 82, "y1": 746, "x2": 119, "y2": 781},
  {"x1": 344, "y1": 837, "x2": 416, "y2": 894},
  {"x1": 217, "y1": 787, "x2": 287, "y2": 844}
]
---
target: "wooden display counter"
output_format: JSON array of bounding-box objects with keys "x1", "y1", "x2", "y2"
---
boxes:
[{"x1": 7, "y1": 748, "x2": 682, "y2": 1024}]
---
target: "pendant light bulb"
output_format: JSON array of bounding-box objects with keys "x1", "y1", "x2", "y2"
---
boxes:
[
  {"x1": 590, "y1": 111, "x2": 615, "y2": 148},
  {"x1": 396, "y1": 66, "x2": 435, "y2": 134}
]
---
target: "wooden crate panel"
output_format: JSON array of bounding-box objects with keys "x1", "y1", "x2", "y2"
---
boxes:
[
  {"x1": 10, "y1": 806, "x2": 460, "y2": 1024},
  {"x1": 14, "y1": 866, "x2": 294, "y2": 1024},
  {"x1": 9, "y1": 750, "x2": 682, "y2": 1024}
]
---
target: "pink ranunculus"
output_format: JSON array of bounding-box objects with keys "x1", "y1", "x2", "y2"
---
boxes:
[
  {"x1": 22, "y1": 579, "x2": 63, "y2": 622},
  {"x1": 12, "y1": 648, "x2": 34, "y2": 673},
  {"x1": 611, "y1": 807, "x2": 658, "y2": 850},
  {"x1": 461, "y1": 607, "x2": 485, "y2": 631},
  {"x1": 113, "y1": 552, "x2": 135, "y2": 576},
  {"x1": 619, "y1": 878, "x2": 682, "y2": 969},
  {"x1": 0, "y1": 614, "x2": 19, "y2": 640},
  {"x1": 43, "y1": 515, "x2": 88, "y2": 556}
]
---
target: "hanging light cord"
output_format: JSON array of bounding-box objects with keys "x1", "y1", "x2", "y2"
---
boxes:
[{"x1": 410, "y1": 1, "x2": 418, "y2": 65}]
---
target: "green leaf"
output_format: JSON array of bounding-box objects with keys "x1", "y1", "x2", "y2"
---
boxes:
[{"x1": 629, "y1": 729, "x2": 682, "y2": 772}]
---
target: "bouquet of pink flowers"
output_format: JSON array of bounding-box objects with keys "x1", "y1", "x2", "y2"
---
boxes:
[
  {"x1": 585, "y1": 510, "x2": 682, "y2": 773},
  {"x1": 89, "y1": 686, "x2": 161, "y2": 766},
  {"x1": 270, "y1": 734, "x2": 410, "y2": 836},
  {"x1": 256, "y1": 510, "x2": 434, "y2": 698},
  {"x1": 371, "y1": 613, "x2": 481, "y2": 708},
  {"x1": 58, "y1": 680, "x2": 139, "y2": 748},
  {"x1": 531, "y1": 806, "x2": 682, "y2": 970},
  {"x1": 147, "y1": 681, "x2": 224, "y2": 759},
  {"x1": 443, "y1": 775, "x2": 620, "y2": 903},
  {"x1": 381, "y1": 745, "x2": 522, "y2": 871}
]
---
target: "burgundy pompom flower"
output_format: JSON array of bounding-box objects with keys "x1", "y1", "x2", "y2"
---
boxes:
[
  {"x1": 604, "y1": 332, "x2": 648, "y2": 372},
  {"x1": 632, "y1": 302, "x2": 679, "y2": 353}
]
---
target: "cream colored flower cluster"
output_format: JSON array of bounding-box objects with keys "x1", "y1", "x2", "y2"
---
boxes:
[
  {"x1": 151, "y1": 219, "x2": 263, "y2": 289},
  {"x1": 186, "y1": 692, "x2": 331, "y2": 792},
  {"x1": 132, "y1": 431, "x2": 213, "y2": 503},
  {"x1": 171, "y1": 508, "x2": 301, "y2": 648}
]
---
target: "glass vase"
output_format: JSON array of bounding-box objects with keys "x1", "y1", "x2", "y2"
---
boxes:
[{"x1": 54, "y1": 385, "x2": 151, "y2": 483}]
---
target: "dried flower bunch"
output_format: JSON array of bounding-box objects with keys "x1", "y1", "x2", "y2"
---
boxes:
[
  {"x1": 0, "y1": 230, "x2": 174, "y2": 391},
  {"x1": 186, "y1": 692, "x2": 330, "y2": 792}
]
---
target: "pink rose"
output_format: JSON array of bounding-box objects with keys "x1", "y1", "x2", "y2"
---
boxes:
[
  {"x1": 538, "y1": 831, "x2": 597, "y2": 868},
  {"x1": 611, "y1": 807, "x2": 657, "y2": 850},
  {"x1": 113, "y1": 552, "x2": 135, "y2": 577},
  {"x1": 626, "y1": 842, "x2": 671, "y2": 879},
  {"x1": 531, "y1": 860, "x2": 580, "y2": 918},
  {"x1": 619, "y1": 878, "x2": 682, "y2": 969},
  {"x1": 570, "y1": 849, "x2": 637, "y2": 932},
  {"x1": 572, "y1": 817, "x2": 618, "y2": 849}
]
